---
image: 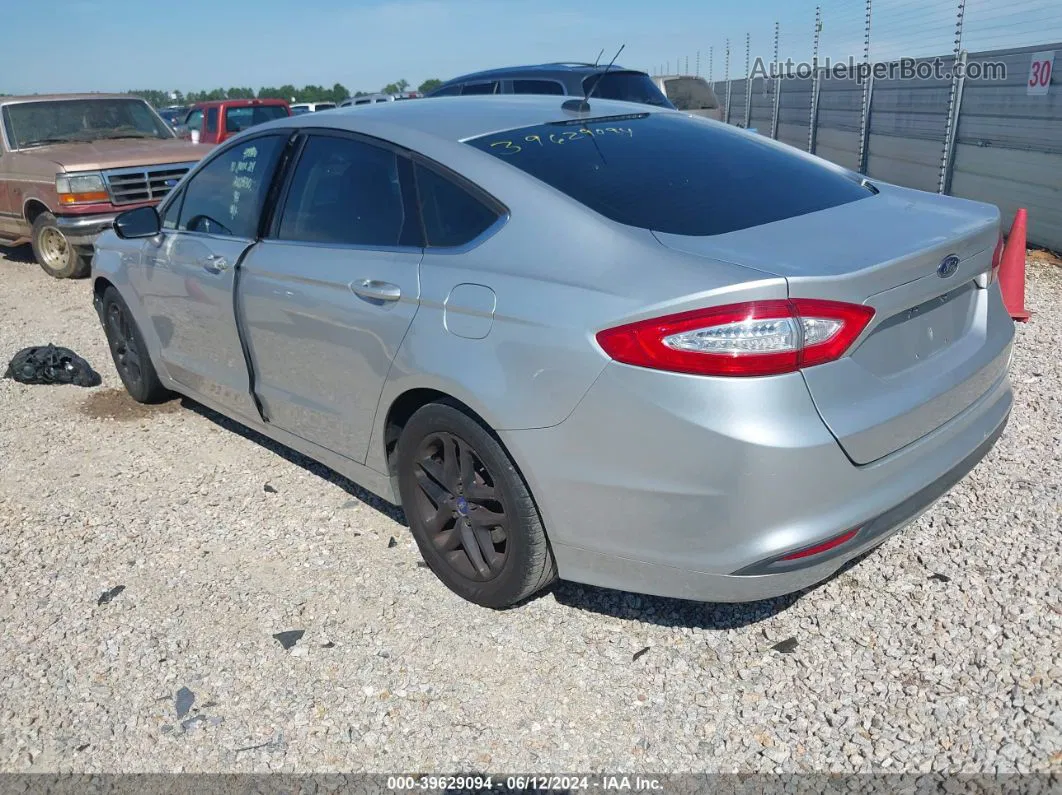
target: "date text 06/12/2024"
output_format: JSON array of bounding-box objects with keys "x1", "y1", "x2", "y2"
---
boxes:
[{"x1": 385, "y1": 775, "x2": 664, "y2": 791}]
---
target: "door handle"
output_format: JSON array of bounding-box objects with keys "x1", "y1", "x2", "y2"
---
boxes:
[
  {"x1": 349, "y1": 279, "x2": 401, "y2": 303},
  {"x1": 199, "y1": 254, "x2": 231, "y2": 274}
]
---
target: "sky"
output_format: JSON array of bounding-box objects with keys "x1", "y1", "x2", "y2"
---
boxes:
[{"x1": 4, "y1": 0, "x2": 1060, "y2": 96}]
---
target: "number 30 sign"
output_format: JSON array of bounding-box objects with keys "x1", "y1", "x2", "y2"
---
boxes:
[{"x1": 1027, "y1": 51, "x2": 1054, "y2": 96}]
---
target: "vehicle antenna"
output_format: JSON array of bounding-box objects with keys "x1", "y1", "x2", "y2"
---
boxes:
[
  {"x1": 592, "y1": 48, "x2": 605, "y2": 66},
  {"x1": 562, "y1": 43, "x2": 625, "y2": 114}
]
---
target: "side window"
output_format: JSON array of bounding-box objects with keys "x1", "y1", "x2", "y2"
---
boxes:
[
  {"x1": 277, "y1": 135, "x2": 419, "y2": 248},
  {"x1": 461, "y1": 82, "x2": 499, "y2": 95},
  {"x1": 178, "y1": 135, "x2": 285, "y2": 239},
  {"x1": 205, "y1": 107, "x2": 219, "y2": 134},
  {"x1": 415, "y1": 164, "x2": 501, "y2": 248},
  {"x1": 431, "y1": 84, "x2": 462, "y2": 97},
  {"x1": 184, "y1": 109, "x2": 203, "y2": 130},
  {"x1": 512, "y1": 79, "x2": 565, "y2": 96}
]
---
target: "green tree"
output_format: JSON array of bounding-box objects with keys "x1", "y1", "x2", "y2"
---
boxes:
[
  {"x1": 329, "y1": 82, "x2": 349, "y2": 103},
  {"x1": 278, "y1": 84, "x2": 298, "y2": 102},
  {"x1": 227, "y1": 86, "x2": 255, "y2": 99},
  {"x1": 418, "y1": 78, "x2": 442, "y2": 94},
  {"x1": 381, "y1": 79, "x2": 410, "y2": 94}
]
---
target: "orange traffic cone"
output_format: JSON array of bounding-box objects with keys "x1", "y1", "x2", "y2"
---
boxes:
[{"x1": 999, "y1": 208, "x2": 1031, "y2": 322}]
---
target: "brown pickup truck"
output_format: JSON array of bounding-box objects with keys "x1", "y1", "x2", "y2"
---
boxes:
[{"x1": 0, "y1": 94, "x2": 206, "y2": 278}]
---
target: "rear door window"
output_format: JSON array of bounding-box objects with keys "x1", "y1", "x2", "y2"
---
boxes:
[
  {"x1": 581, "y1": 72, "x2": 672, "y2": 107},
  {"x1": 415, "y1": 164, "x2": 501, "y2": 247},
  {"x1": 461, "y1": 82, "x2": 499, "y2": 96},
  {"x1": 277, "y1": 134, "x2": 420, "y2": 248},
  {"x1": 431, "y1": 84, "x2": 463, "y2": 97},
  {"x1": 225, "y1": 105, "x2": 288, "y2": 133},
  {"x1": 465, "y1": 112, "x2": 871, "y2": 236},
  {"x1": 205, "y1": 108, "x2": 219, "y2": 134},
  {"x1": 512, "y1": 79, "x2": 565, "y2": 96}
]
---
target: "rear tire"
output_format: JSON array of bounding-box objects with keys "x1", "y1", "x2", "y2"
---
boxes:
[
  {"x1": 100, "y1": 286, "x2": 170, "y2": 404},
  {"x1": 396, "y1": 401, "x2": 557, "y2": 608},
  {"x1": 31, "y1": 212, "x2": 90, "y2": 279}
]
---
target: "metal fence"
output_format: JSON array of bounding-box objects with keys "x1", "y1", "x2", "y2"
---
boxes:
[{"x1": 654, "y1": 0, "x2": 1062, "y2": 251}]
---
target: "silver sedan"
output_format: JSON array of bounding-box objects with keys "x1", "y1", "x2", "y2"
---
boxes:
[{"x1": 91, "y1": 96, "x2": 1014, "y2": 608}]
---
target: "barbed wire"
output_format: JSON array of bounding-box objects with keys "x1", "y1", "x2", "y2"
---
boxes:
[{"x1": 654, "y1": 0, "x2": 1061, "y2": 79}]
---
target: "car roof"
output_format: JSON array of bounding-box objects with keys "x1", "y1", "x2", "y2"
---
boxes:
[
  {"x1": 193, "y1": 98, "x2": 289, "y2": 108},
  {"x1": 259, "y1": 94, "x2": 668, "y2": 144},
  {"x1": 0, "y1": 93, "x2": 145, "y2": 105},
  {"x1": 446, "y1": 62, "x2": 642, "y2": 83}
]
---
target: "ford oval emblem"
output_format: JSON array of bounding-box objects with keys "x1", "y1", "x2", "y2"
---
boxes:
[
  {"x1": 164, "y1": 178, "x2": 179, "y2": 188},
  {"x1": 937, "y1": 255, "x2": 960, "y2": 278}
]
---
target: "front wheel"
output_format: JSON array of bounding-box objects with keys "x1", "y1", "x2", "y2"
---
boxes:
[
  {"x1": 100, "y1": 286, "x2": 170, "y2": 404},
  {"x1": 31, "y1": 213, "x2": 90, "y2": 279},
  {"x1": 396, "y1": 402, "x2": 557, "y2": 608}
]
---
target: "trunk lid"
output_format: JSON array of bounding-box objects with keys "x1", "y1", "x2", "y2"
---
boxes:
[{"x1": 655, "y1": 185, "x2": 1013, "y2": 464}]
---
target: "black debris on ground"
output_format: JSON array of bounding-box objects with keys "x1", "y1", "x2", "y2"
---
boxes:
[
  {"x1": 175, "y1": 687, "x2": 195, "y2": 719},
  {"x1": 772, "y1": 637, "x2": 799, "y2": 654},
  {"x1": 4, "y1": 344, "x2": 102, "y2": 387},
  {"x1": 263, "y1": 484, "x2": 277, "y2": 493},
  {"x1": 272, "y1": 630, "x2": 305, "y2": 650},
  {"x1": 929, "y1": 572, "x2": 952, "y2": 583},
  {"x1": 633, "y1": 646, "x2": 651, "y2": 662},
  {"x1": 96, "y1": 585, "x2": 125, "y2": 606},
  {"x1": 387, "y1": 537, "x2": 398, "y2": 548}
]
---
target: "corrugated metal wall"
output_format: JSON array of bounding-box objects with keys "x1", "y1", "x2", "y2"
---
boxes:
[
  {"x1": 813, "y1": 74, "x2": 863, "y2": 172},
  {"x1": 776, "y1": 76, "x2": 813, "y2": 151},
  {"x1": 950, "y1": 44, "x2": 1062, "y2": 250},
  {"x1": 711, "y1": 42, "x2": 1062, "y2": 250}
]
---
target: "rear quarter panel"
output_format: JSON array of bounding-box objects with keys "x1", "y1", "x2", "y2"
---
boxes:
[{"x1": 367, "y1": 136, "x2": 787, "y2": 474}]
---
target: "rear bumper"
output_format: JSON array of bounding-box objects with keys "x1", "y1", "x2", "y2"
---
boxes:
[
  {"x1": 502, "y1": 355, "x2": 1012, "y2": 603},
  {"x1": 56, "y1": 213, "x2": 119, "y2": 246}
]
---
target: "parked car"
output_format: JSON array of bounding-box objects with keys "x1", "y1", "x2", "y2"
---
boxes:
[
  {"x1": 339, "y1": 92, "x2": 420, "y2": 107},
  {"x1": 92, "y1": 96, "x2": 1013, "y2": 608},
  {"x1": 290, "y1": 102, "x2": 337, "y2": 115},
  {"x1": 427, "y1": 63, "x2": 675, "y2": 108},
  {"x1": 0, "y1": 94, "x2": 203, "y2": 278},
  {"x1": 157, "y1": 105, "x2": 192, "y2": 129},
  {"x1": 651, "y1": 75, "x2": 724, "y2": 121},
  {"x1": 175, "y1": 99, "x2": 291, "y2": 145}
]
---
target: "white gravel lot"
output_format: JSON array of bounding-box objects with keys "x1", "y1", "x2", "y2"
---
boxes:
[{"x1": 0, "y1": 243, "x2": 1059, "y2": 775}]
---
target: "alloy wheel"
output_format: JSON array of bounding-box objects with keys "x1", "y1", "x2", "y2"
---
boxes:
[
  {"x1": 106, "y1": 302, "x2": 143, "y2": 389},
  {"x1": 411, "y1": 432, "x2": 509, "y2": 582}
]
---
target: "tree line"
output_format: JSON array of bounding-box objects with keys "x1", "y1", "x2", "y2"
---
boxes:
[{"x1": 129, "y1": 78, "x2": 443, "y2": 107}]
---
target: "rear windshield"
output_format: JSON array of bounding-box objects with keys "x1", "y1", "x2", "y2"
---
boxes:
[
  {"x1": 582, "y1": 72, "x2": 672, "y2": 108},
  {"x1": 465, "y1": 112, "x2": 871, "y2": 236},
  {"x1": 224, "y1": 105, "x2": 289, "y2": 132},
  {"x1": 664, "y1": 77, "x2": 719, "y2": 110}
]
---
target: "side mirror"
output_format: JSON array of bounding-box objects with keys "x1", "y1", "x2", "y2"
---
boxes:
[{"x1": 114, "y1": 206, "x2": 161, "y2": 239}]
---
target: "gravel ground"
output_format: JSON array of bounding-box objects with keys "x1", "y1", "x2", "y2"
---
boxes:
[{"x1": 0, "y1": 243, "x2": 1059, "y2": 774}]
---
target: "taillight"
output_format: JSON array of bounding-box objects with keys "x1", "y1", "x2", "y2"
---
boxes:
[
  {"x1": 595, "y1": 299, "x2": 875, "y2": 377},
  {"x1": 990, "y1": 232, "x2": 1005, "y2": 284}
]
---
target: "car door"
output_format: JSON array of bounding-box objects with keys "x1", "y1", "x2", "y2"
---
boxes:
[
  {"x1": 138, "y1": 133, "x2": 288, "y2": 419},
  {"x1": 0, "y1": 147, "x2": 15, "y2": 239},
  {"x1": 236, "y1": 130, "x2": 423, "y2": 463}
]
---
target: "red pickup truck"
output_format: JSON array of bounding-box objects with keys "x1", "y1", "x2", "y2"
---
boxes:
[{"x1": 177, "y1": 99, "x2": 291, "y2": 145}]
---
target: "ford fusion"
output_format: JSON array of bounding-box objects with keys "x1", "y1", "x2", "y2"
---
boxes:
[{"x1": 91, "y1": 96, "x2": 1013, "y2": 608}]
